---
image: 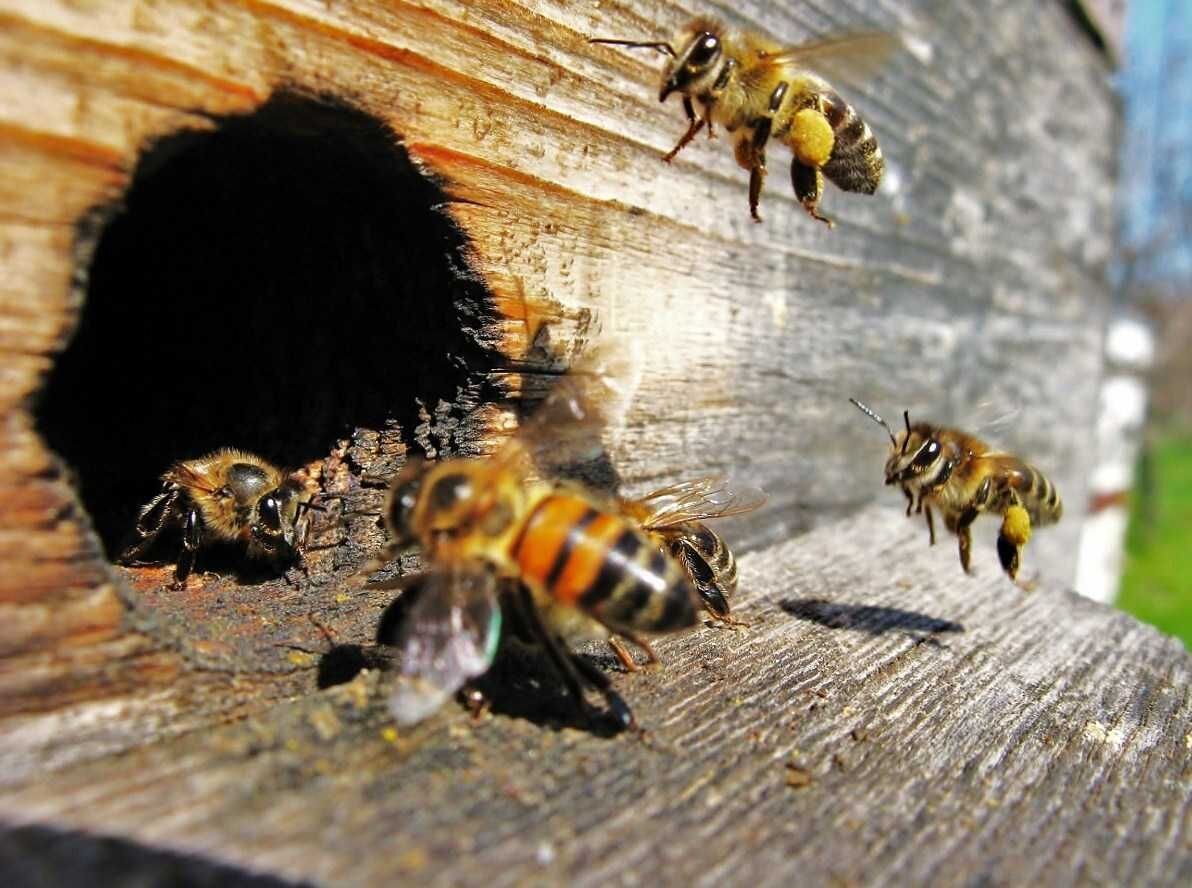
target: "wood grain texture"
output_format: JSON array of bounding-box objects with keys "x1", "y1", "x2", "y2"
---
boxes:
[
  {"x1": 2, "y1": 506, "x2": 1189, "y2": 886},
  {"x1": 0, "y1": 0, "x2": 1163, "y2": 881}
]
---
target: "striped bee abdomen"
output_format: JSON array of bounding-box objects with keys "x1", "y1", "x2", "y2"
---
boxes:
[
  {"x1": 820, "y1": 92, "x2": 883, "y2": 194},
  {"x1": 1015, "y1": 465, "x2": 1063, "y2": 526},
  {"x1": 513, "y1": 495, "x2": 697, "y2": 634}
]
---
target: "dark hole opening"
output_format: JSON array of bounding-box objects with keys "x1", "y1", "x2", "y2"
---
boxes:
[{"x1": 36, "y1": 90, "x2": 498, "y2": 556}]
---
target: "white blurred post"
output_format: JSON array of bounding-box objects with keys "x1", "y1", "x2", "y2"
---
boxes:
[{"x1": 1074, "y1": 313, "x2": 1154, "y2": 603}]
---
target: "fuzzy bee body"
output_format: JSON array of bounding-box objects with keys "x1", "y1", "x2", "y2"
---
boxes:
[
  {"x1": 120, "y1": 448, "x2": 313, "y2": 589},
  {"x1": 514, "y1": 492, "x2": 697, "y2": 635},
  {"x1": 377, "y1": 455, "x2": 702, "y2": 729},
  {"x1": 851, "y1": 400, "x2": 1062, "y2": 582},
  {"x1": 592, "y1": 17, "x2": 891, "y2": 225}
]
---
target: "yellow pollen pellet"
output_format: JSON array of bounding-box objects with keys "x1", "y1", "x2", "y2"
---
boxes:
[
  {"x1": 792, "y1": 109, "x2": 835, "y2": 167},
  {"x1": 1003, "y1": 505, "x2": 1032, "y2": 546}
]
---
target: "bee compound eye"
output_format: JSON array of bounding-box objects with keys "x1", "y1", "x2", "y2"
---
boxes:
[
  {"x1": 689, "y1": 33, "x2": 720, "y2": 66},
  {"x1": 913, "y1": 439, "x2": 941, "y2": 468},
  {"x1": 429, "y1": 472, "x2": 473, "y2": 510},
  {"x1": 258, "y1": 494, "x2": 282, "y2": 531}
]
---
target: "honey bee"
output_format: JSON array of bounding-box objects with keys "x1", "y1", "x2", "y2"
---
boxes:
[
  {"x1": 591, "y1": 17, "x2": 896, "y2": 225},
  {"x1": 369, "y1": 364, "x2": 735, "y2": 729},
  {"x1": 618, "y1": 477, "x2": 766, "y2": 641},
  {"x1": 119, "y1": 449, "x2": 315, "y2": 589},
  {"x1": 850, "y1": 399, "x2": 1063, "y2": 582}
]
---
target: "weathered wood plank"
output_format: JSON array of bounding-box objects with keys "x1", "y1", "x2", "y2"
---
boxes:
[
  {"x1": 0, "y1": 1, "x2": 1148, "y2": 880},
  {"x1": 2, "y1": 507, "x2": 1188, "y2": 885},
  {"x1": 0, "y1": 0, "x2": 1114, "y2": 580}
]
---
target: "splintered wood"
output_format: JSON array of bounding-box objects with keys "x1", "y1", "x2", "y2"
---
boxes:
[{"x1": 0, "y1": 0, "x2": 1183, "y2": 884}]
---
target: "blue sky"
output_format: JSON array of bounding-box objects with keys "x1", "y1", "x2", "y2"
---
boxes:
[{"x1": 1120, "y1": 0, "x2": 1192, "y2": 291}]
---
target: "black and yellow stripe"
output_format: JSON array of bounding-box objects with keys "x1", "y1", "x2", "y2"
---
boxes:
[
  {"x1": 513, "y1": 494, "x2": 697, "y2": 634},
  {"x1": 820, "y1": 91, "x2": 883, "y2": 194},
  {"x1": 1019, "y1": 465, "x2": 1063, "y2": 526}
]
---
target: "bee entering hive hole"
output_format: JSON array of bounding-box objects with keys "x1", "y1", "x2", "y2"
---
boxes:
[{"x1": 36, "y1": 91, "x2": 500, "y2": 560}]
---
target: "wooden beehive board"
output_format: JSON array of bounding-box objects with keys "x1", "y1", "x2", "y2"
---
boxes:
[
  {"x1": 2, "y1": 506, "x2": 1190, "y2": 885},
  {"x1": 1, "y1": 0, "x2": 1178, "y2": 882}
]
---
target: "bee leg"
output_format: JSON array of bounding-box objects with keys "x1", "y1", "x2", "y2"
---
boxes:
[
  {"x1": 743, "y1": 118, "x2": 773, "y2": 222},
  {"x1": 955, "y1": 507, "x2": 979, "y2": 575},
  {"x1": 171, "y1": 506, "x2": 202, "y2": 589},
  {"x1": 790, "y1": 159, "x2": 834, "y2": 227},
  {"x1": 119, "y1": 485, "x2": 181, "y2": 564},
  {"x1": 612, "y1": 629, "x2": 661, "y2": 668},
  {"x1": 996, "y1": 535, "x2": 1021, "y2": 582},
  {"x1": 607, "y1": 636, "x2": 641, "y2": 672},
  {"x1": 663, "y1": 97, "x2": 706, "y2": 163},
  {"x1": 997, "y1": 504, "x2": 1032, "y2": 583},
  {"x1": 901, "y1": 486, "x2": 914, "y2": 517},
  {"x1": 698, "y1": 586, "x2": 738, "y2": 624},
  {"x1": 568, "y1": 653, "x2": 637, "y2": 732},
  {"x1": 672, "y1": 540, "x2": 741, "y2": 625},
  {"x1": 514, "y1": 588, "x2": 635, "y2": 731},
  {"x1": 459, "y1": 685, "x2": 490, "y2": 721},
  {"x1": 924, "y1": 505, "x2": 936, "y2": 546}
]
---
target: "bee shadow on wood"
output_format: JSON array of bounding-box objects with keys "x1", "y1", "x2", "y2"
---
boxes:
[
  {"x1": 36, "y1": 88, "x2": 500, "y2": 559},
  {"x1": 779, "y1": 597, "x2": 964, "y2": 644},
  {"x1": 0, "y1": 823, "x2": 287, "y2": 887}
]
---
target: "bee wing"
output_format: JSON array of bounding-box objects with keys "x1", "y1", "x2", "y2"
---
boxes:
[
  {"x1": 629, "y1": 477, "x2": 768, "y2": 530},
  {"x1": 969, "y1": 401, "x2": 1023, "y2": 445},
  {"x1": 757, "y1": 32, "x2": 900, "y2": 84},
  {"x1": 388, "y1": 568, "x2": 502, "y2": 726},
  {"x1": 505, "y1": 340, "x2": 642, "y2": 479},
  {"x1": 164, "y1": 461, "x2": 219, "y2": 494}
]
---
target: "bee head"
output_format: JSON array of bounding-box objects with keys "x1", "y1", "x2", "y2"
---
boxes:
[
  {"x1": 660, "y1": 21, "x2": 725, "y2": 102},
  {"x1": 849, "y1": 398, "x2": 942, "y2": 486},
  {"x1": 226, "y1": 462, "x2": 272, "y2": 506},
  {"x1": 250, "y1": 480, "x2": 304, "y2": 555},
  {"x1": 383, "y1": 459, "x2": 430, "y2": 549},
  {"x1": 883, "y1": 420, "x2": 943, "y2": 486}
]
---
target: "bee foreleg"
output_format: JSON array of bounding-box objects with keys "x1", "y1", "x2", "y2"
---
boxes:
[
  {"x1": 955, "y1": 507, "x2": 979, "y2": 575},
  {"x1": 171, "y1": 506, "x2": 203, "y2": 589},
  {"x1": 901, "y1": 485, "x2": 914, "y2": 517},
  {"x1": 744, "y1": 117, "x2": 773, "y2": 222},
  {"x1": 924, "y1": 504, "x2": 936, "y2": 546},
  {"x1": 663, "y1": 97, "x2": 706, "y2": 163}
]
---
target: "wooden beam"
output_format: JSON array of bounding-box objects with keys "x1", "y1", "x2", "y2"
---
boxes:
[{"x1": 2, "y1": 506, "x2": 1187, "y2": 884}]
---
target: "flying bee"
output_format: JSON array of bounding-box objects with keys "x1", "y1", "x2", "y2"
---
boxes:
[
  {"x1": 370, "y1": 369, "x2": 708, "y2": 731},
  {"x1": 617, "y1": 477, "x2": 766, "y2": 643},
  {"x1": 119, "y1": 448, "x2": 315, "y2": 589},
  {"x1": 850, "y1": 399, "x2": 1063, "y2": 583},
  {"x1": 591, "y1": 17, "x2": 896, "y2": 225}
]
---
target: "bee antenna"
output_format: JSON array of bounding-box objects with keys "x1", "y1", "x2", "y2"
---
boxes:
[
  {"x1": 902, "y1": 410, "x2": 912, "y2": 454},
  {"x1": 849, "y1": 397, "x2": 898, "y2": 448},
  {"x1": 589, "y1": 37, "x2": 677, "y2": 58}
]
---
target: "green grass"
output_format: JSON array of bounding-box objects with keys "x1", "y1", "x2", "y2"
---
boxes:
[{"x1": 1119, "y1": 433, "x2": 1192, "y2": 647}]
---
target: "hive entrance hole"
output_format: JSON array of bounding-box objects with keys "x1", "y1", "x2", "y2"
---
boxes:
[{"x1": 36, "y1": 91, "x2": 497, "y2": 556}]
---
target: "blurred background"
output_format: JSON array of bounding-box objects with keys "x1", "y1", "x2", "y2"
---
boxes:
[{"x1": 1081, "y1": 0, "x2": 1192, "y2": 646}]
